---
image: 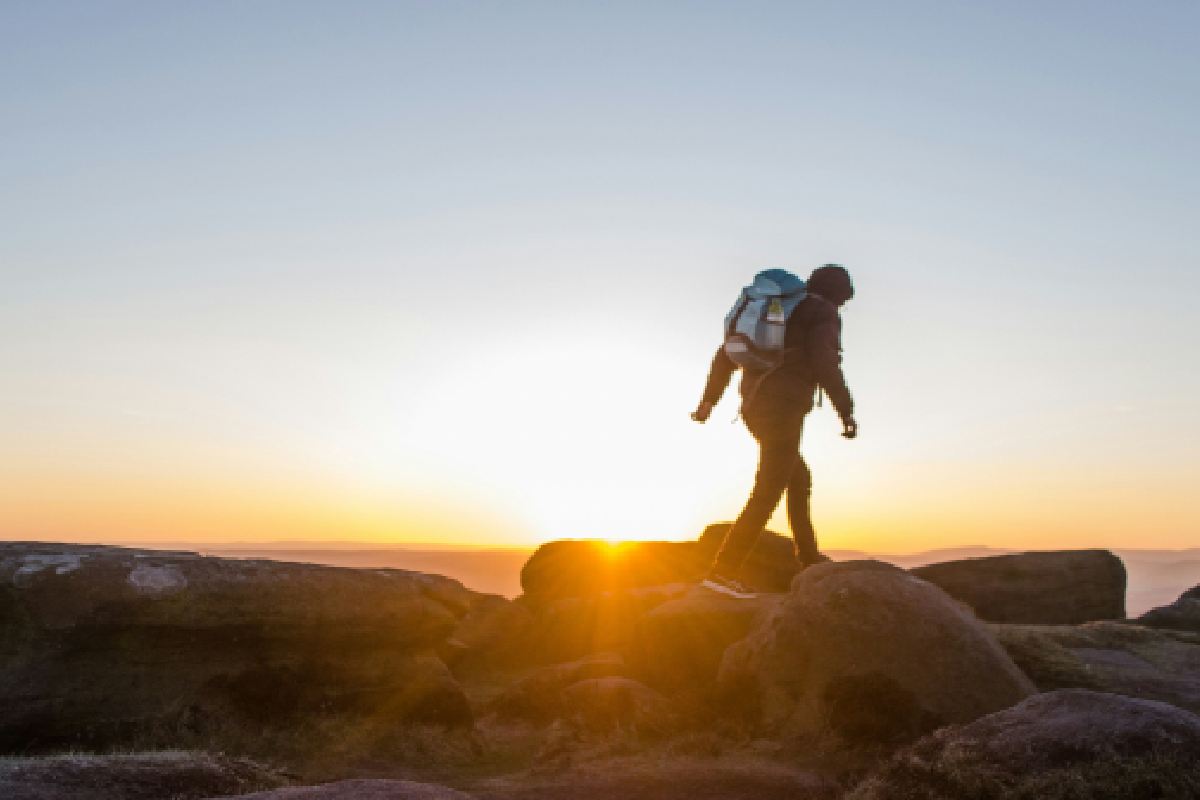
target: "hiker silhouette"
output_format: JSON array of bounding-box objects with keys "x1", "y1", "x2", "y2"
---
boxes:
[{"x1": 693, "y1": 264, "x2": 856, "y2": 598}]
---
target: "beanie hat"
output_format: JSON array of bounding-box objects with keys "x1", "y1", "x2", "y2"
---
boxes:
[{"x1": 807, "y1": 263, "x2": 854, "y2": 306}]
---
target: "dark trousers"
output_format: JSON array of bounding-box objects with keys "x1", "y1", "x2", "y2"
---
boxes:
[{"x1": 713, "y1": 401, "x2": 821, "y2": 574}]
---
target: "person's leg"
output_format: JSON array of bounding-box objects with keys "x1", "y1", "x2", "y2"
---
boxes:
[
  {"x1": 711, "y1": 424, "x2": 801, "y2": 577},
  {"x1": 787, "y1": 453, "x2": 823, "y2": 564}
]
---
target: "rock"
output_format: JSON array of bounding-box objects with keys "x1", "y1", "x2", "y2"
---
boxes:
[
  {"x1": 209, "y1": 779, "x2": 474, "y2": 799},
  {"x1": 911, "y1": 549, "x2": 1125, "y2": 624},
  {"x1": 527, "y1": 583, "x2": 691, "y2": 662},
  {"x1": 991, "y1": 620, "x2": 1200, "y2": 713},
  {"x1": 846, "y1": 689, "x2": 1200, "y2": 799},
  {"x1": 559, "y1": 677, "x2": 676, "y2": 734},
  {"x1": 442, "y1": 593, "x2": 536, "y2": 671},
  {"x1": 719, "y1": 560, "x2": 1035, "y2": 743},
  {"x1": 520, "y1": 540, "x2": 702, "y2": 602},
  {"x1": 1137, "y1": 584, "x2": 1200, "y2": 632},
  {"x1": 0, "y1": 751, "x2": 283, "y2": 800},
  {"x1": 696, "y1": 523, "x2": 798, "y2": 592},
  {"x1": 0, "y1": 543, "x2": 476, "y2": 753},
  {"x1": 630, "y1": 586, "x2": 781, "y2": 691},
  {"x1": 491, "y1": 653, "x2": 627, "y2": 722},
  {"x1": 519, "y1": 527, "x2": 798, "y2": 603}
]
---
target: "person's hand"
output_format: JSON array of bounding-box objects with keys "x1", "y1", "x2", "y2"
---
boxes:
[
  {"x1": 841, "y1": 417, "x2": 858, "y2": 439},
  {"x1": 691, "y1": 402, "x2": 714, "y2": 423}
]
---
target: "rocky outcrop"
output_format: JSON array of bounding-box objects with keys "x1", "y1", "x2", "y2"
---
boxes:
[
  {"x1": 210, "y1": 780, "x2": 473, "y2": 799},
  {"x1": 519, "y1": 526, "x2": 797, "y2": 602},
  {"x1": 719, "y1": 561, "x2": 1034, "y2": 743},
  {"x1": 0, "y1": 543, "x2": 485, "y2": 752},
  {"x1": 630, "y1": 586, "x2": 781, "y2": 691},
  {"x1": 910, "y1": 549, "x2": 1126, "y2": 624},
  {"x1": 0, "y1": 751, "x2": 283, "y2": 800},
  {"x1": 1137, "y1": 584, "x2": 1200, "y2": 632},
  {"x1": 847, "y1": 690, "x2": 1200, "y2": 799},
  {"x1": 991, "y1": 620, "x2": 1200, "y2": 713}
]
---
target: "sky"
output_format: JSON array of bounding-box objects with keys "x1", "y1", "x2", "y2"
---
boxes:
[{"x1": 2, "y1": 1, "x2": 1198, "y2": 552}]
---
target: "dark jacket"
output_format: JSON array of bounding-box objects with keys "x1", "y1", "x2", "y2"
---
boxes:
[{"x1": 701, "y1": 293, "x2": 853, "y2": 422}]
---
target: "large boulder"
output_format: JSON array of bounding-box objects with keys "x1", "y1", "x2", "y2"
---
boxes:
[
  {"x1": 991, "y1": 620, "x2": 1200, "y2": 713},
  {"x1": 520, "y1": 540, "x2": 701, "y2": 602},
  {"x1": 1137, "y1": 584, "x2": 1200, "y2": 632},
  {"x1": 911, "y1": 549, "x2": 1125, "y2": 624},
  {"x1": 519, "y1": 527, "x2": 797, "y2": 603},
  {"x1": 847, "y1": 689, "x2": 1200, "y2": 799},
  {"x1": 0, "y1": 543, "x2": 477, "y2": 753},
  {"x1": 0, "y1": 751, "x2": 283, "y2": 800},
  {"x1": 719, "y1": 561, "x2": 1035, "y2": 743},
  {"x1": 630, "y1": 586, "x2": 781, "y2": 692}
]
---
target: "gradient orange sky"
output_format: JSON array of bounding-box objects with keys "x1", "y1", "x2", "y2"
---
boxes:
[{"x1": 3, "y1": 3, "x2": 1197, "y2": 552}]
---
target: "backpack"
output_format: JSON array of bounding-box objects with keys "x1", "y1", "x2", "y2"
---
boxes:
[{"x1": 722, "y1": 268, "x2": 807, "y2": 371}]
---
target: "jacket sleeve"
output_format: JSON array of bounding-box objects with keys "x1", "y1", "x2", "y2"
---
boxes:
[
  {"x1": 701, "y1": 346, "x2": 736, "y2": 405},
  {"x1": 808, "y1": 313, "x2": 854, "y2": 421}
]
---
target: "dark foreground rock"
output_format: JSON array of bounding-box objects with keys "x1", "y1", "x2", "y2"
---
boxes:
[
  {"x1": 209, "y1": 779, "x2": 473, "y2": 799},
  {"x1": 0, "y1": 543, "x2": 481, "y2": 753},
  {"x1": 911, "y1": 549, "x2": 1126, "y2": 624},
  {"x1": 0, "y1": 751, "x2": 282, "y2": 800},
  {"x1": 991, "y1": 620, "x2": 1200, "y2": 713},
  {"x1": 519, "y1": 526, "x2": 797, "y2": 602},
  {"x1": 847, "y1": 689, "x2": 1200, "y2": 799},
  {"x1": 1138, "y1": 584, "x2": 1200, "y2": 632},
  {"x1": 720, "y1": 561, "x2": 1034, "y2": 743},
  {"x1": 472, "y1": 756, "x2": 836, "y2": 800}
]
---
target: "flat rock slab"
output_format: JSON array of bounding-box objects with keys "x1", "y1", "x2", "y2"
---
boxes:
[
  {"x1": 912, "y1": 549, "x2": 1126, "y2": 624},
  {"x1": 209, "y1": 779, "x2": 473, "y2": 799},
  {"x1": 0, "y1": 751, "x2": 282, "y2": 800},
  {"x1": 991, "y1": 620, "x2": 1200, "y2": 713},
  {"x1": 519, "y1": 526, "x2": 798, "y2": 602},
  {"x1": 0, "y1": 543, "x2": 478, "y2": 752},
  {"x1": 472, "y1": 758, "x2": 836, "y2": 800}
]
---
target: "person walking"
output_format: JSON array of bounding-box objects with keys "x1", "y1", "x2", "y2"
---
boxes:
[{"x1": 692, "y1": 264, "x2": 857, "y2": 598}]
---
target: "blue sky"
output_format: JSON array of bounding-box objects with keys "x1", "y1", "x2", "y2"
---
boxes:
[{"x1": 2, "y1": 1, "x2": 1197, "y2": 547}]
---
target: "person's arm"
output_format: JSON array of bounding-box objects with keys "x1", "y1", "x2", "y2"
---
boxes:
[
  {"x1": 693, "y1": 346, "x2": 736, "y2": 422},
  {"x1": 807, "y1": 312, "x2": 856, "y2": 435}
]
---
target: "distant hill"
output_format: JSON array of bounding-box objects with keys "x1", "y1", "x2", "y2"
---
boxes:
[{"x1": 192, "y1": 542, "x2": 1200, "y2": 616}]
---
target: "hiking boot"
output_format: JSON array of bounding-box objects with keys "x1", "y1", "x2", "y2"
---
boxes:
[
  {"x1": 797, "y1": 553, "x2": 832, "y2": 570},
  {"x1": 700, "y1": 572, "x2": 757, "y2": 599}
]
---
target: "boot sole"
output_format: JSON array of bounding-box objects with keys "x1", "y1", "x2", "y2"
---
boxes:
[{"x1": 700, "y1": 579, "x2": 757, "y2": 599}]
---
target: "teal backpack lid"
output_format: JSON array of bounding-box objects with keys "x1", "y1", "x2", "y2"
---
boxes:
[{"x1": 752, "y1": 268, "x2": 806, "y2": 296}]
